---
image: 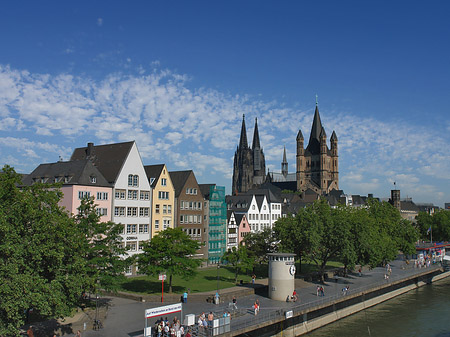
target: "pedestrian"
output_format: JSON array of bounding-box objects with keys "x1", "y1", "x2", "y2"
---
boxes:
[
  {"x1": 358, "y1": 267, "x2": 362, "y2": 277},
  {"x1": 232, "y1": 296, "x2": 237, "y2": 309},
  {"x1": 252, "y1": 274, "x2": 256, "y2": 285},
  {"x1": 183, "y1": 290, "x2": 188, "y2": 303},
  {"x1": 292, "y1": 290, "x2": 298, "y2": 302},
  {"x1": 253, "y1": 302, "x2": 258, "y2": 316},
  {"x1": 208, "y1": 312, "x2": 214, "y2": 327},
  {"x1": 316, "y1": 285, "x2": 320, "y2": 296},
  {"x1": 76, "y1": 330, "x2": 81, "y2": 337},
  {"x1": 320, "y1": 286, "x2": 324, "y2": 296},
  {"x1": 214, "y1": 291, "x2": 220, "y2": 304}
]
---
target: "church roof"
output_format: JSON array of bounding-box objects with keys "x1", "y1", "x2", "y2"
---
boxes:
[
  {"x1": 252, "y1": 117, "x2": 261, "y2": 149},
  {"x1": 239, "y1": 114, "x2": 248, "y2": 149},
  {"x1": 306, "y1": 105, "x2": 323, "y2": 155},
  {"x1": 282, "y1": 146, "x2": 287, "y2": 163}
]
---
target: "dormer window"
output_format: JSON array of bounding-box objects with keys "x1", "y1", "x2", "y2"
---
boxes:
[
  {"x1": 64, "y1": 176, "x2": 71, "y2": 183},
  {"x1": 150, "y1": 178, "x2": 155, "y2": 184},
  {"x1": 90, "y1": 176, "x2": 97, "y2": 183}
]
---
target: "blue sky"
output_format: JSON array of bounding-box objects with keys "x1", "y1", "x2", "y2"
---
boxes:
[{"x1": 0, "y1": 1, "x2": 449, "y2": 206}]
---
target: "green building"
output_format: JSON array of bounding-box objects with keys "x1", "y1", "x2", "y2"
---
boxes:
[{"x1": 200, "y1": 184, "x2": 227, "y2": 264}]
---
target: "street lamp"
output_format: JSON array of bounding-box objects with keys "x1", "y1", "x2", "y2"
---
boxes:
[{"x1": 217, "y1": 262, "x2": 220, "y2": 294}]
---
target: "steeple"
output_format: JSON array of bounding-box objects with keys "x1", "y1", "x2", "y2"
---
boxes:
[
  {"x1": 282, "y1": 146, "x2": 288, "y2": 177},
  {"x1": 252, "y1": 117, "x2": 261, "y2": 150},
  {"x1": 239, "y1": 114, "x2": 248, "y2": 149},
  {"x1": 309, "y1": 104, "x2": 323, "y2": 146}
]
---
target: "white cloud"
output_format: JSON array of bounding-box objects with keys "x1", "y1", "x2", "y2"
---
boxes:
[{"x1": 97, "y1": 18, "x2": 103, "y2": 27}]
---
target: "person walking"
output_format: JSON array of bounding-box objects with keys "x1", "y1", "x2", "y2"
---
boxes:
[
  {"x1": 183, "y1": 291, "x2": 188, "y2": 303},
  {"x1": 232, "y1": 296, "x2": 237, "y2": 309}
]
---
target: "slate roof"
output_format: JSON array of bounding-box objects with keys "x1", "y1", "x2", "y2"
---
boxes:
[
  {"x1": 169, "y1": 170, "x2": 194, "y2": 197},
  {"x1": 144, "y1": 164, "x2": 165, "y2": 188},
  {"x1": 22, "y1": 160, "x2": 111, "y2": 187},
  {"x1": 226, "y1": 195, "x2": 253, "y2": 212},
  {"x1": 70, "y1": 141, "x2": 134, "y2": 184},
  {"x1": 401, "y1": 200, "x2": 420, "y2": 212}
]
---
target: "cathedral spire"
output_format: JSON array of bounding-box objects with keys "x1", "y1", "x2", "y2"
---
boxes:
[
  {"x1": 239, "y1": 114, "x2": 248, "y2": 149},
  {"x1": 282, "y1": 146, "x2": 287, "y2": 163},
  {"x1": 282, "y1": 146, "x2": 288, "y2": 177},
  {"x1": 252, "y1": 117, "x2": 261, "y2": 149}
]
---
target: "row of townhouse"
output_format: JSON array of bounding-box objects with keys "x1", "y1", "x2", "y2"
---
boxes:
[
  {"x1": 23, "y1": 141, "x2": 227, "y2": 273},
  {"x1": 225, "y1": 187, "x2": 283, "y2": 250}
]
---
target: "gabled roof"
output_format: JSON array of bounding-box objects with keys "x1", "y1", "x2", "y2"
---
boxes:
[
  {"x1": 70, "y1": 141, "x2": 134, "y2": 184},
  {"x1": 144, "y1": 164, "x2": 165, "y2": 188},
  {"x1": 169, "y1": 170, "x2": 195, "y2": 197},
  {"x1": 248, "y1": 183, "x2": 282, "y2": 203},
  {"x1": 401, "y1": 200, "x2": 420, "y2": 212},
  {"x1": 255, "y1": 195, "x2": 265, "y2": 210},
  {"x1": 234, "y1": 213, "x2": 247, "y2": 226},
  {"x1": 226, "y1": 195, "x2": 253, "y2": 211},
  {"x1": 22, "y1": 160, "x2": 111, "y2": 187}
]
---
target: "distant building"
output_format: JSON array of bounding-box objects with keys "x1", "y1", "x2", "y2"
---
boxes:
[
  {"x1": 445, "y1": 203, "x2": 450, "y2": 211},
  {"x1": 70, "y1": 141, "x2": 152, "y2": 275},
  {"x1": 199, "y1": 184, "x2": 227, "y2": 265},
  {"x1": 234, "y1": 101, "x2": 339, "y2": 196},
  {"x1": 170, "y1": 170, "x2": 208, "y2": 258},
  {"x1": 144, "y1": 164, "x2": 175, "y2": 238},
  {"x1": 22, "y1": 159, "x2": 113, "y2": 223}
]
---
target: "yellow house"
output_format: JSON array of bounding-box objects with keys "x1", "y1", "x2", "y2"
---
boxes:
[{"x1": 144, "y1": 164, "x2": 175, "y2": 238}]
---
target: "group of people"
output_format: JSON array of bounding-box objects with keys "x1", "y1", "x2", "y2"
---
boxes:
[
  {"x1": 286, "y1": 290, "x2": 299, "y2": 302},
  {"x1": 316, "y1": 285, "x2": 325, "y2": 297},
  {"x1": 197, "y1": 311, "x2": 215, "y2": 330},
  {"x1": 155, "y1": 316, "x2": 186, "y2": 337}
]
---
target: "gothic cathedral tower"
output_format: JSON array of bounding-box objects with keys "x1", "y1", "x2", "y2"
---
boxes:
[
  {"x1": 296, "y1": 103, "x2": 339, "y2": 194},
  {"x1": 232, "y1": 115, "x2": 266, "y2": 195}
]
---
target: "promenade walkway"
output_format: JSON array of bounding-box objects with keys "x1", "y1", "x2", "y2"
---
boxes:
[{"x1": 35, "y1": 257, "x2": 444, "y2": 337}]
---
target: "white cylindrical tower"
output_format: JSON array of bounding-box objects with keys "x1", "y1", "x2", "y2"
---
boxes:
[{"x1": 268, "y1": 253, "x2": 296, "y2": 301}]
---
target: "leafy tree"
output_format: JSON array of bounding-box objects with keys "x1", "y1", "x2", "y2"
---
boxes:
[
  {"x1": 416, "y1": 210, "x2": 450, "y2": 241},
  {"x1": 137, "y1": 228, "x2": 202, "y2": 293},
  {"x1": 243, "y1": 227, "x2": 277, "y2": 266},
  {"x1": 222, "y1": 245, "x2": 253, "y2": 284},
  {"x1": 74, "y1": 197, "x2": 129, "y2": 292},
  {"x1": 0, "y1": 166, "x2": 89, "y2": 337}
]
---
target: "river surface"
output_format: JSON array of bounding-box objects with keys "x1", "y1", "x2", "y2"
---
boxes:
[{"x1": 306, "y1": 276, "x2": 450, "y2": 337}]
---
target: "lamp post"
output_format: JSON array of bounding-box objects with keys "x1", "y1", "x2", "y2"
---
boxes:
[{"x1": 217, "y1": 263, "x2": 220, "y2": 294}]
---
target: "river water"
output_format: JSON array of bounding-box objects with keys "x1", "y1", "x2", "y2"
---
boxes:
[{"x1": 306, "y1": 276, "x2": 450, "y2": 337}]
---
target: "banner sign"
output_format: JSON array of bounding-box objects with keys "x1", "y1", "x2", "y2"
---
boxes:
[{"x1": 145, "y1": 303, "x2": 182, "y2": 319}]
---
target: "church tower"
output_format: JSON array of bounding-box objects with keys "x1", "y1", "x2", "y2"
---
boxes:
[
  {"x1": 296, "y1": 100, "x2": 339, "y2": 194},
  {"x1": 232, "y1": 115, "x2": 266, "y2": 194},
  {"x1": 281, "y1": 146, "x2": 288, "y2": 177}
]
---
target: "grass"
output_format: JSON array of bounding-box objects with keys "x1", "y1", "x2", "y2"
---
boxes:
[{"x1": 119, "y1": 261, "x2": 343, "y2": 295}]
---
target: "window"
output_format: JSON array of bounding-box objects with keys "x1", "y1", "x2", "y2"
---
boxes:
[
  {"x1": 167, "y1": 205, "x2": 172, "y2": 214},
  {"x1": 97, "y1": 192, "x2": 108, "y2": 200},
  {"x1": 161, "y1": 178, "x2": 167, "y2": 186},
  {"x1": 78, "y1": 191, "x2": 90, "y2": 199},
  {"x1": 163, "y1": 205, "x2": 167, "y2": 214},
  {"x1": 90, "y1": 176, "x2": 97, "y2": 183},
  {"x1": 163, "y1": 219, "x2": 170, "y2": 229},
  {"x1": 114, "y1": 207, "x2": 125, "y2": 217},
  {"x1": 139, "y1": 224, "x2": 149, "y2": 234},
  {"x1": 126, "y1": 241, "x2": 137, "y2": 251},
  {"x1": 252, "y1": 205, "x2": 255, "y2": 210},
  {"x1": 126, "y1": 224, "x2": 137, "y2": 234},
  {"x1": 150, "y1": 177, "x2": 155, "y2": 185},
  {"x1": 193, "y1": 188, "x2": 197, "y2": 195},
  {"x1": 155, "y1": 204, "x2": 160, "y2": 214},
  {"x1": 140, "y1": 191, "x2": 150, "y2": 200},
  {"x1": 96, "y1": 208, "x2": 107, "y2": 216},
  {"x1": 128, "y1": 190, "x2": 138, "y2": 200},
  {"x1": 139, "y1": 207, "x2": 149, "y2": 217},
  {"x1": 115, "y1": 189, "x2": 126, "y2": 199},
  {"x1": 158, "y1": 191, "x2": 169, "y2": 200},
  {"x1": 155, "y1": 220, "x2": 160, "y2": 229},
  {"x1": 138, "y1": 241, "x2": 145, "y2": 250},
  {"x1": 127, "y1": 207, "x2": 138, "y2": 217},
  {"x1": 128, "y1": 174, "x2": 139, "y2": 187}
]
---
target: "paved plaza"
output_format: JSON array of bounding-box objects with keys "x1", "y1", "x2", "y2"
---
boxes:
[{"x1": 35, "y1": 257, "x2": 443, "y2": 337}]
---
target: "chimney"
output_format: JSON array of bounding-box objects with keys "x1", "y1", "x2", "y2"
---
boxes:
[{"x1": 87, "y1": 142, "x2": 94, "y2": 157}]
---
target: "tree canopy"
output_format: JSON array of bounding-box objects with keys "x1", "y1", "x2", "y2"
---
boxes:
[
  {"x1": 274, "y1": 199, "x2": 418, "y2": 281},
  {"x1": 0, "y1": 166, "x2": 89, "y2": 336},
  {"x1": 416, "y1": 209, "x2": 450, "y2": 241},
  {"x1": 242, "y1": 227, "x2": 277, "y2": 265},
  {"x1": 221, "y1": 245, "x2": 253, "y2": 284},
  {"x1": 75, "y1": 197, "x2": 129, "y2": 292},
  {"x1": 137, "y1": 227, "x2": 203, "y2": 293}
]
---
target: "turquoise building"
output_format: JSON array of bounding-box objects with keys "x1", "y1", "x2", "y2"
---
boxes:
[{"x1": 200, "y1": 184, "x2": 227, "y2": 264}]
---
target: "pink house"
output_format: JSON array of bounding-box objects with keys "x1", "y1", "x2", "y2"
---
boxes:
[{"x1": 22, "y1": 160, "x2": 113, "y2": 222}]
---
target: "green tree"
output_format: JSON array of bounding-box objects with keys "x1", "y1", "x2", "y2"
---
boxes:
[
  {"x1": 75, "y1": 197, "x2": 129, "y2": 292},
  {"x1": 222, "y1": 245, "x2": 253, "y2": 284},
  {"x1": 243, "y1": 227, "x2": 277, "y2": 266},
  {"x1": 0, "y1": 166, "x2": 89, "y2": 336},
  {"x1": 416, "y1": 210, "x2": 450, "y2": 241},
  {"x1": 137, "y1": 228, "x2": 202, "y2": 293}
]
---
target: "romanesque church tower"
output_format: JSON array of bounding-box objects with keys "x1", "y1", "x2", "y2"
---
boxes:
[
  {"x1": 296, "y1": 103, "x2": 339, "y2": 194},
  {"x1": 232, "y1": 115, "x2": 266, "y2": 195}
]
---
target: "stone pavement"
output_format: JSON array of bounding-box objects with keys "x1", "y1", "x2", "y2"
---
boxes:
[{"x1": 43, "y1": 257, "x2": 443, "y2": 337}]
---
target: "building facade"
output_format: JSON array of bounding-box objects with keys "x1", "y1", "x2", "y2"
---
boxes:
[{"x1": 144, "y1": 164, "x2": 175, "y2": 238}]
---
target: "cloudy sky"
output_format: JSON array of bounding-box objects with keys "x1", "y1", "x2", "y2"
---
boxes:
[{"x1": 0, "y1": 1, "x2": 449, "y2": 206}]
